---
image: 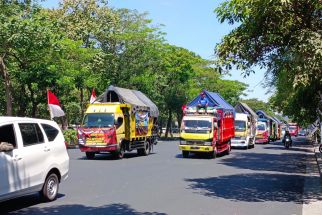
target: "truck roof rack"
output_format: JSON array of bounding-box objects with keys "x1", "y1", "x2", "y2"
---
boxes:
[{"x1": 185, "y1": 107, "x2": 217, "y2": 115}]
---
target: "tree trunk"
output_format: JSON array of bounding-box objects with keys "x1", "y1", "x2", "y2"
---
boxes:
[
  {"x1": 28, "y1": 85, "x2": 37, "y2": 117},
  {"x1": 165, "y1": 109, "x2": 172, "y2": 138},
  {"x1": 0, "y1": 56, "x2": 13, "y2": 116},
  {"x1": 177, "y1": 112, "x2": 183, "y2": 130},
  {"x1": 80, "y1": 88, "x2": 84, "y2": 119},
  {"x1": 17, "y1": 85, "x2": 26, "y2": 116}
]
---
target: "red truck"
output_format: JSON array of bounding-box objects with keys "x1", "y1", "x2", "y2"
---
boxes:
[
  {"x1": 288, "y1": 123, "x2": 299, "y2": 137},
  {"x1": 179, "y1": 91, "x2": 235, "y2": 158}
]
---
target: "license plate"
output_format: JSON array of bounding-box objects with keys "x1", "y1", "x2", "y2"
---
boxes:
[
  {"x1": 191, "y1": 146, "x2": 200, "y2": 150},
  {"x1": 87, "y1": 141, "x2": 105, "y2": 145}
]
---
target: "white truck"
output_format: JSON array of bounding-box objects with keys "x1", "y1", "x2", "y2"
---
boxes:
[{"x1": 231, "y1": 102, "x2": 257, "y2": 149}]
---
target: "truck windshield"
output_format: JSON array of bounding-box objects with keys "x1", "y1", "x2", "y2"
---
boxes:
[
  {"x1": 184, "y1": 120, "x2": 212, "y2": 132},
  {"x1": 257, "y1": 123, "x2": 266, "y2": 131},
  {"x1": 235, "y1": 120, "x2": 246, "y2": 132},
  {"x1": 83, "y1": 113, "x2": 115, "y2": 128}
]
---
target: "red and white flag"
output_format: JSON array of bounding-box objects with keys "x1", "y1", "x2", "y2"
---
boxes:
[
  {"x1": 90, "y1": 88, "x2": 96, "y2": 104},
  {"x1": 47, "y1": 90, "x2": 65, "y2": 119}
]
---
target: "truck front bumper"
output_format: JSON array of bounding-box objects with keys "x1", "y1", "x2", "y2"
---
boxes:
[
  {"x1": 179, "y1": 145, "x2": 214, "y2": 152},
  {"x1": 231, "y1": 139, "x2": 248, "y2": 147},
  {"x1": 255, "y1": 138, "x2": 268, "y2": 144},
  {"x1": 79, "y1": 144, "x2": 118, "y2": 152}
]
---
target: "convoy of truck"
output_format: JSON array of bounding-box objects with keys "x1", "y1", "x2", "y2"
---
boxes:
[
  {"x1": 75, "y1": 86, "x2": 298, "y2": 160},
  {"x1": 78, "y1": 86, "x2": 159, "y2": 159}
]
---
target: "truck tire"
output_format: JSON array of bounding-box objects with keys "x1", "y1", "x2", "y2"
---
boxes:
[
  {"x1": 137, "y1": 141, "x2": 150, "y2": 156},
  {"x1": 114, "y1": 149, "x2": 125, "y2": 159},
  {"x1": 182, "y1": 150, "x2": 189, "y2": 158},
  {"x1": 41, "y1": 173, "x2": 59, "y2": 202},
  {"x1": 112, "y1": 146, "x2": 125, "y2": 159},
  {"x1": 226, "y1": 142, "x2": 231, "y2": 155},
  {"x1": 208, "y1": 149, "x2": 216, "y2": 159},
  {"x1": 86, "y1": 152, "x2": 95, "y2": 159}
]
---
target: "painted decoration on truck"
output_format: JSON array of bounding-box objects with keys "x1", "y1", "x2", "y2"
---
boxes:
[
  {"x1": 78, "y1": 127, "x2": 117, "y2": 146},
  {"x1": 135, "y1": 111, "x2": 149, "y2": 136}
]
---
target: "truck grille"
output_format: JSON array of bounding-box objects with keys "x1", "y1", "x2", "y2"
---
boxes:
[
  {"x1": 186, "y1": 141, "x2": 208, "y2": 145},
  {"x1": 184, "y1": 130, "x2": 208, "y2": 134}
]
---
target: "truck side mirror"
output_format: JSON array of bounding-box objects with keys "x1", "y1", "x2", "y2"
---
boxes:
[{"x1": 115, "y1": 117, "x2": 123, "y2": 128}]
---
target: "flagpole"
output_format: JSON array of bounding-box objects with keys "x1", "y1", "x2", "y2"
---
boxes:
[{"x1": 47, "y1": 89, "x2": 52, "y2": 120}]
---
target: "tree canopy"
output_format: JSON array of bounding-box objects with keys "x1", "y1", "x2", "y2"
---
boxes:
[
  {"x1": 0, "y1": 0, "x2": 248, "y2": 135},
  {"x1": 215, "y1": 0, "x2": 322, "y2": 125}
]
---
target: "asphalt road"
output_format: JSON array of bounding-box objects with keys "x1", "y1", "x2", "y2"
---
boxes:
[{"x1": 1, "y1": 137, "x2": 322, "y2": 215}]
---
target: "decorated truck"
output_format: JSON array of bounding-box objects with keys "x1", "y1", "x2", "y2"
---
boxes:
[
  {"x1": 272, "y1": 116, "x2": 282, "y2": 140},
  {"x1": 231, "y1": 102, "x2": 257, "y2": 149},
  {"x1": 78, "y1": 86, "x2": 159, "y2": 159},
  {"x1": 179, "y1": 91, "x2": 235, "y2": 158},
  {"x1": 255, "y1": 110, "x2": 273, "y2": 144},
  {"x1": 288, "y1": 123, "x2": 299, "y2": 137}
]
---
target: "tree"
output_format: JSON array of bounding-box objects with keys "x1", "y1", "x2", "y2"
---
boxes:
[
  {"x1": 0, "y1": 1, "x2": 62, "y2": 117},
  {"x1": 0, "y1": 1, "x2": 37, "y2": 115},
  {"x1": 240, "y1": 98, "x2": 275, "y2": 116},
  {"x1": 214, "y1": 0, "x2": 322, "y2": 124}
]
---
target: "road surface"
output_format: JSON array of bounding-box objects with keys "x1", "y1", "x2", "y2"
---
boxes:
[{"x1": 1, "y1": 137, "x2": 321, "y2": 215}]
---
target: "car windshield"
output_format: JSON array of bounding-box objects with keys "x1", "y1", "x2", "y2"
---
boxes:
[
  {"x1": 235, "y1": 120, "x2": 246, "y2": 132},
  {"x1": 83, "y1": 113, "x2": 115, "y2": 128},
  {"x1": 184, "y1": 120, "x2": 212, "y2": 130},
  {"x1": 257, "y1": 123, "x2": 266, "y2": 131},
  {"x1": 289, "y1": 126, "x2": 297, "y2": 131}
]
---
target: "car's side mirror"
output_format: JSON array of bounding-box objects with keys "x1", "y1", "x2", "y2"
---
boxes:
[{"x1": 0, "y1": 142, "x2": 14, "y2": 152}]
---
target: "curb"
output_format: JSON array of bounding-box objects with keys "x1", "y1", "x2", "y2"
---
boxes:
[{"x1": 313, "y1": 143, "x2": 322, "y2": 179}]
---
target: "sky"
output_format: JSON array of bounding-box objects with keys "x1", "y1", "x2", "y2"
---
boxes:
[{"x1": 42, "y1": 0, "x2": 272, "y2": 102}]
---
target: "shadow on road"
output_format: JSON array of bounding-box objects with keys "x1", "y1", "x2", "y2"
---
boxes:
[
  {"x1": 185, "y1": 173, "x2": 322, "y2": 204},
  {"x1": 175, "y1": 152, "x2": 225, "y2": 159},
  {"x1": 0, "y1": 193, "x2": 65, "y2": 214},
  {"x1": 262, "y1": 138, "x2": 313, "y2": 153},
  {"x1": 77, "y1": 152, "x2": 157, "y2": 161},
  {"x1": 1, "y1": 203, "x2": 167, "y2": 215},
  {"x1": 263, "y1": 146, "x2": 313, "y2": 153},
  {"x1": 218, "y1": 151, "x2": 307, "y2": 174}
]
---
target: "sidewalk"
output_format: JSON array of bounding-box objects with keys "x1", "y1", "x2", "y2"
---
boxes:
[
  {"x1": 302, "y1": 143, "x2": 322, "y2": 215},
  {"x1": 314, "y1": 144, "x2": 322, "y2": 178}
]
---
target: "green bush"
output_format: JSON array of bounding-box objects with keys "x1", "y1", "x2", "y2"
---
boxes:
[{"x1": 63, "y1": 129, "x2": 78, "y2": 146}]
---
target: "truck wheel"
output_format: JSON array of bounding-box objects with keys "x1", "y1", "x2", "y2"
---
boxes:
[
  {"x1": 112, "y1": 147, "x2": 125, "y2": 159},
  {"x1": 137, "y1": 141, "x2": 150, "y2": 156},
  {"x1": 226, "y1": 143, "x2": 231, "y2": 155},
  {"x1": 208, "y1": 149, "x2": 217, "y2": 159},
  {"x1": 41, "y1": 173, "x2": 59, "y2": 202},
  {"x1": 86, "y1": 152, "x2": 95, "y2": 159},
  {"x1": 182, "y1": 150, "x2": 189, "y2": 158}
]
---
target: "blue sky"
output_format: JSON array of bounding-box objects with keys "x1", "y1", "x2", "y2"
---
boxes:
[{"x1": 42, "y1": 0, "x2": 271, "y2": 102}]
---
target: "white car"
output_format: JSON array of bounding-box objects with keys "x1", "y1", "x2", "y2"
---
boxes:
[{"x1": 0, "y1": 117, "x2": 69, "y2": 202}]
